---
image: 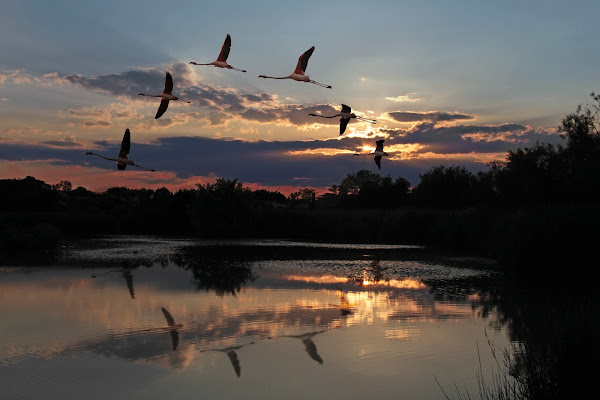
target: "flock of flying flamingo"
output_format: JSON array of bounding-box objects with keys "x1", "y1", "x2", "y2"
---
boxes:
[{"x1": 86, "y1": 34, "x2": 390, "y2": 171}]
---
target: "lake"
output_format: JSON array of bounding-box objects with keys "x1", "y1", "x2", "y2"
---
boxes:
[{"x1": 0, "y1": 237, "x2": 512, "y2": 399}]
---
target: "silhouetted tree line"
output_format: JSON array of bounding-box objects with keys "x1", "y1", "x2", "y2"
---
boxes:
[{"x1": 2, "y1": 94, "x2": 599, "y2": 267}]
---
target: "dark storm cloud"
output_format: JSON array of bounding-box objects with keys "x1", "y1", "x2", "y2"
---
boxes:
[
  {"x1": 388, "y1": 111, "x2": 474, "y2": 123},
  {"x1": 60, "y1": 64, "x2": 341, "y2": 127}
]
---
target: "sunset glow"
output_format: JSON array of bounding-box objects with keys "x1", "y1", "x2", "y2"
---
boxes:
[{"x1": 0, "y1": 0, "x2": 592, "y2": 192}]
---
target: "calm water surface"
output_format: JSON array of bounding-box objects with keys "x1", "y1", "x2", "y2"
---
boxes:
[{"x1": 0, "y1": 237, "x2": 510, "y2": 399}]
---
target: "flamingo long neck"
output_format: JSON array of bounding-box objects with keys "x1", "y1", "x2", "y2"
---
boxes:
[
  {"x1": 310, "y1": 114, "x2": 339, "y2": 119},
  {"x1": 259, "y1": 75, "x2": 290, "y2": 79},
  {"x1": 88, "y1": 152, "x2": 117, "y2": 162},
  {"x1": 139, "y1": 93, "x2": 162, "y2": 97}
]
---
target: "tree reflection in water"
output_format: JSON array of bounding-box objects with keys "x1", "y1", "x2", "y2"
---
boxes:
[
  {"x1": 342, "y1": 257, "x2": 596, "y2": 399},
  {"x1": 441, "y1": 274, "x2": 598, "y2": 400},
  {"x1": 497, "y1": 278, "x2": 597, "y2": 400},
  {"x1": 172, "y1": 246, "x2": 256, "y2": 296},
  {"x1": 347, "y1": 258, "x2": 389, "y2": 286}
]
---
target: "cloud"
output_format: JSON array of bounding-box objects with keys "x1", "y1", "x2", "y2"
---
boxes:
[
  {"x1": 1, "y1": 65, "x2": 372, "y2": 134},
  {"x1": 387, "y1": 111, "x2": 474, "y2": 123},
  {"x1": 0, "y1": 69, "x2": 33, "y2": 85},
  {"x1": 381, "y1": 122, "x2": 563, "y2": 155},
  {"x1": 0, "y1": 127, "x2": 79, "y2": 147},
  {"x1": 42, "y1": 136, "x2": 83, "y2": 148},
  {"x1": 385, "y1": 94, "x2": 421, "y2": 103},
  {"x1": 0, "y1": 64, "x2": 566, "y2": 188},
  {"x1": 70, "y1": 120, "x2": 113, "y2": 128},
  {"x1": 0, "y1": 114, "x2": 566, "y2": 191},
  {"x1": 0, "y1": 69, "x2": 69, "y2": 87},
  {"x1": 0, "y1": 135, "x2": 424, "y2": 188},
  {"x1": 52, "y1": 64, "x2": 363, "y2": 129},
  {"x1": 66, "y1": 102, "x2": 150, "y2": 129}
]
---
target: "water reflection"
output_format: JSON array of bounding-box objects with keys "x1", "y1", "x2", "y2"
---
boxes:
[
  {"x1": 91, "y1": 261, "x2": 139, "y2": 299},
  {"x1": 466, "y1": 276, "x2": 598, "y2": 399},
  {"x1": 0, "y1": 240, "x2": 510, "y2": 399},
  {"x1": 347, "y1": 259, "x2": 387, "y2": 286},
  {"x1": 161, "y1": 307, "x2": 182, "y2": 351},
  {"x1": 201, "y1": 343, "x2": 255, "y2": 377},
  {"x1": 334, "y1": 290, "x2": 353, "y2": 316},
  {"x1": 284, "y1": 330, "x2": 327, "y2": 365},
  {"x1": 173, "y1": 246, "x2": 256, "y2": 296}
]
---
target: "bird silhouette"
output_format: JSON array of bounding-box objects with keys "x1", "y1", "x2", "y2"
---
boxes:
[
  {"x1": 86, "y1": 129, "x2": 154, "y2": 172},
  {"x1": 354, "y1": 139, "x2": 389, "y2": 170},
  {"x1": 190, "y1": 34, "x2": 246, "y2": 72},
  {"x1": 138, "y1": 72, "x2": 190, "y2": 119},
  {"x1": 259, "y1": 46, "x2": 331, "y2": 88},
  {"x1": 309, "y1": 104, "x2": 376, "y2": 135}
]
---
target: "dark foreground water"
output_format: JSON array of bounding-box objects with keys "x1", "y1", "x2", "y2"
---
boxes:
[{"x1": 0, "y1": 237, "x2": 512, "y2": 399}]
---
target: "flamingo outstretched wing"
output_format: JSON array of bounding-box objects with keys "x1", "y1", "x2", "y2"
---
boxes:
[
  {"x1": 294, "y1": 46, "x2": 315, "y2": 75},
  {"x1": 155, "y1": 99, "x2": 169, "y2": 119},
  {"x1": 340, "y1": 118, "x2": 350, "y2": 135},
  {"x1": 118, "y1": 129, "x2": 131, "y2": 158},
  {"x1": 375, "y1": 140, "x2": 385, "y2": 152},
  {"x1": 341, "y1": 104, "x2": 351, "y2": 114},
  {"x1": 217, "y1": 34, "x2": 232, "y2": 62},
  {"x1": 374, "y1": 155, "x2": 382, "y2": 170},
  {"x1": 163, "y1": 72, "x2": 173, "y2": 94}
]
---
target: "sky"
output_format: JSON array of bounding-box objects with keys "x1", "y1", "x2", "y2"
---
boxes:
[{"x1": 1, "y1": 0, "x2": 599, "y2": 194}]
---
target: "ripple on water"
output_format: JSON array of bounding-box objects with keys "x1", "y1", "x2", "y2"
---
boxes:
[{"x1": 252, "y1": 259, "x2": 492, "y2": 283}]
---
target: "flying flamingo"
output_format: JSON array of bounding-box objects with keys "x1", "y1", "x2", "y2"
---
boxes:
[
  {"x1": 86, "y1": 128, "x2": 155, "y2": 171},
  {"x1": 258, "y1": 46, "x2": 331, "y2": 88},
  {"x1": 189, "y1": 34, "x2": 246, "y2": 72},
  {"x1": 138, "y1": 72, "x2": 190, "y2": 119},
  {"x1": 309, "y1": 104, "x2": 376, "y2": 135},
  {"x1": 354, "y1": 139, "x2": 389, "y2": 170}
]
